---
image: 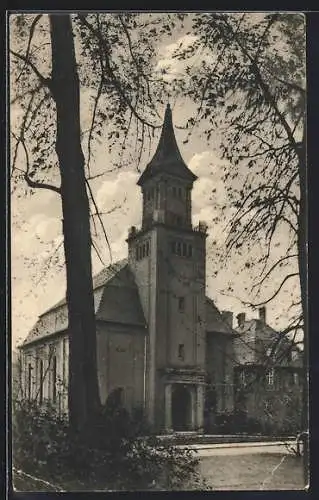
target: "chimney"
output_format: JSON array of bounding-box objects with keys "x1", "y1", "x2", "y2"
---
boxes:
[
  {"x1": 236, "y1": 312, "x2": 246, "y2": 328},
  {"x1": 221, "y1": 311, "x2": 233, "y2": 328},
  {"x1": 259, "y1": 306, "x2": 266, "y2": 324}
]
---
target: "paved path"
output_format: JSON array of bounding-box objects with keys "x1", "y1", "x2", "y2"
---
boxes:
[{"x1": 178, "y1": 440, "x2": 301, "y2": 457}]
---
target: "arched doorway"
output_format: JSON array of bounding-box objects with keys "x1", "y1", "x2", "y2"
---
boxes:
[{"x1": 172, "y1": 384, "x2": 192, "y2": 431}]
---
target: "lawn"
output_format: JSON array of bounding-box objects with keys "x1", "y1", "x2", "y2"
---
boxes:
[{"x1": 199, "y1": 453, "x2": 304, "y2": 490}]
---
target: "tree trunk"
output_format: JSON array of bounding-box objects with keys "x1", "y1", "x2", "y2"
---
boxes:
[
  {"x1": 297, "y1": 134, "x2": 309, "y2": 488},
  {"x1": 49, "y1": 14, "x2": 101, "y2": 431}
]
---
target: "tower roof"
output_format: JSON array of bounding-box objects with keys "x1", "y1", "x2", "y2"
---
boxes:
[{"x1": 137, "y1": 104, "x2": 197, "y2": 186}]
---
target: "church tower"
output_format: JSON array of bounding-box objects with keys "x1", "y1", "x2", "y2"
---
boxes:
[{"x1": 127, "y1": 104, "x2": 207, "y2": 432}]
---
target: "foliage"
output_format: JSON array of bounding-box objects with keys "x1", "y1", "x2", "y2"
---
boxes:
[
  {"x1": 12, "y1": 398, "x2": 209, "y2": 491},
  {"x1": 168, "y1": 13, "x2": 305, "y2": 338}
]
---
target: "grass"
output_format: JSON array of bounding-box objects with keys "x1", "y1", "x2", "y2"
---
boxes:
[{"x1": 199, "y1": 453, "x2": 304, "y2": 490}]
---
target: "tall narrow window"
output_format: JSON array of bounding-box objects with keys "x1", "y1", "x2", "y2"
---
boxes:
[
  {"x1": 177, "y1": 242, "x2": 182, "y2": 256},
  {"x1": 266, "y1": 368, "x2": 274, "y2": 386},
  {"x1": 178, "y1": 187, "x2": 182, "y2": 198},
  {"x1": 188, "y1": 244, "x2": 193, "y2": 258},
  {"x1": 172, "y1": 186, "x2": 177, "y2": 197},
  {"x1": 39, "y1": 360, "x2": 44, "y2": 404},
  {"x1": 52, "y1": 355, "x2": 57, "y2": 403},
  {"x1": 240, "y1": 370, "x2": 246, "y2": 386},
  {"x1": 146, "y1": 240, "x2": 150, "y2": 256},
  {"x1": 178, "y1": 297, "x2": 185, "y2": 312},
  {"x1": 178, "y1": 344, "x2": 185, "y2": 360},
  {"x1": 27, "y1": 363, "x2": 32, "y2": 400},
  {"x1": 62, "y1": 338, "x2": 67, "y2": 387},
  {"x1": 182, "y1": 242, "x2": 187, "y2": 257}
]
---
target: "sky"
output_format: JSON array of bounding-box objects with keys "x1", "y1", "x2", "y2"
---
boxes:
[{"x1": 10, "y1": 13, "x2": 302, "y2": 349}]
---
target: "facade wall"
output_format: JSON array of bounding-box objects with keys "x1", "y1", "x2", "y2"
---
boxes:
[
  {"x1": 21, "y1": 334, "x2": 69, "y2": 414},
  {"x1": 206, "y1": 333, "x2": 234, "y2": 414},
  {"x1": 96, "y1": 322, "x2": 145, "y2": 410},
  {"x1": 235, "y1": 365, "x2": 302, "y2": 432}
]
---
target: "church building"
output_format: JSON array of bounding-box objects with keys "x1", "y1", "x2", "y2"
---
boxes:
[{"x1": 20, "y1": 104, "x2": 236, "y2": 434}]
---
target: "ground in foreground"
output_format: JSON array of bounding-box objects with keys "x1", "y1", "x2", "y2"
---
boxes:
[{"x1": 200, "y1": 453, "x2": 304, "y2": 490}]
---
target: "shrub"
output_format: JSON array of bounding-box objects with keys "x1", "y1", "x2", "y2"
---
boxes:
[{"x1": 12, "y1": 398, "x2": 209, "y2": 491}]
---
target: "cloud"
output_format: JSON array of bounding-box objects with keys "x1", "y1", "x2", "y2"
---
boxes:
[
  {"x1": 155, "y1": 34, "x2": 200, "y2": 82},
  {"x1": 155, "y1": 34, "x2": 217, "y2": 84}
]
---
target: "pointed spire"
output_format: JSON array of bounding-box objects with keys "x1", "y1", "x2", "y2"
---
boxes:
[
  {"x1": 150, "y1": 103, "x2": 183, "y2": 164},
  {"x1": 137, "y1": 104, "x2": 197, "y2": 186}
]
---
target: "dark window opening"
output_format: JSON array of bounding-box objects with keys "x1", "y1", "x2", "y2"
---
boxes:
[
  {"x1": 146, "y1": 241, "x2": 150, "y2": 256},
  {"x1": 62, "y1": 338, "x2": 67, "y2": 386},
  {"x1": 178, "y1": 297, "x2": 185, "y2": 312},
  {"x1": 178, "y1": 187, "x2": 182, "y2": 198},
  {"x1": 178, "y1": 344, "x2": 185, "y2": 360},
  {"x1": 188, "y1": 244, "x2": 193, "y2": 257},
  {"x1": 177, "y1": 242, "x2": 182, "y2": 256},
  {"x1": 135, "y1": 247, "x2": 139, "y2": 260},
  {"x1": 182, "y1": 242, "x2": 187, "y2": 257},
  {"x1": 172, "y1": 186, "x2": 177, "y2": 197},
  {"x1": 28, "y1": 363, "x2": 32, "y2": 400},
  {"x1": 52, "y1": 355, "x2": 57, "y2": 403},
  {"x1": 176, "y1": 215, "x2": 182, "y2": 226},
  {"x1": 39, "y1": 360, "x2": 43, "y2": 404},
  {"x1": 142, "y1": 244, "x2": 146, "y2": 258}
]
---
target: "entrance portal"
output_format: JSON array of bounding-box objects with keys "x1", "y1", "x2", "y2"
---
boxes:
[{"x1": 171, "y1": 384, "x2": 192, "y2": 431}]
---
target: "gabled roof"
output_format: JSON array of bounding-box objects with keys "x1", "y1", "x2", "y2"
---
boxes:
[
  {"x1": 96, "y1": 265, "x2": 145, "y2": 326},
  {"x1": 22, "y1": 259, "x2": 145, "y2": 347},
  {"x1": 41, "y1": 258, "x2": 128, "y2": 315},
  {"x1": 137, "y1": 104, "x2": 197, "y2": 186},
  {"x1": 205, "y1": 297, "x2": 234, "y2": 336}
]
